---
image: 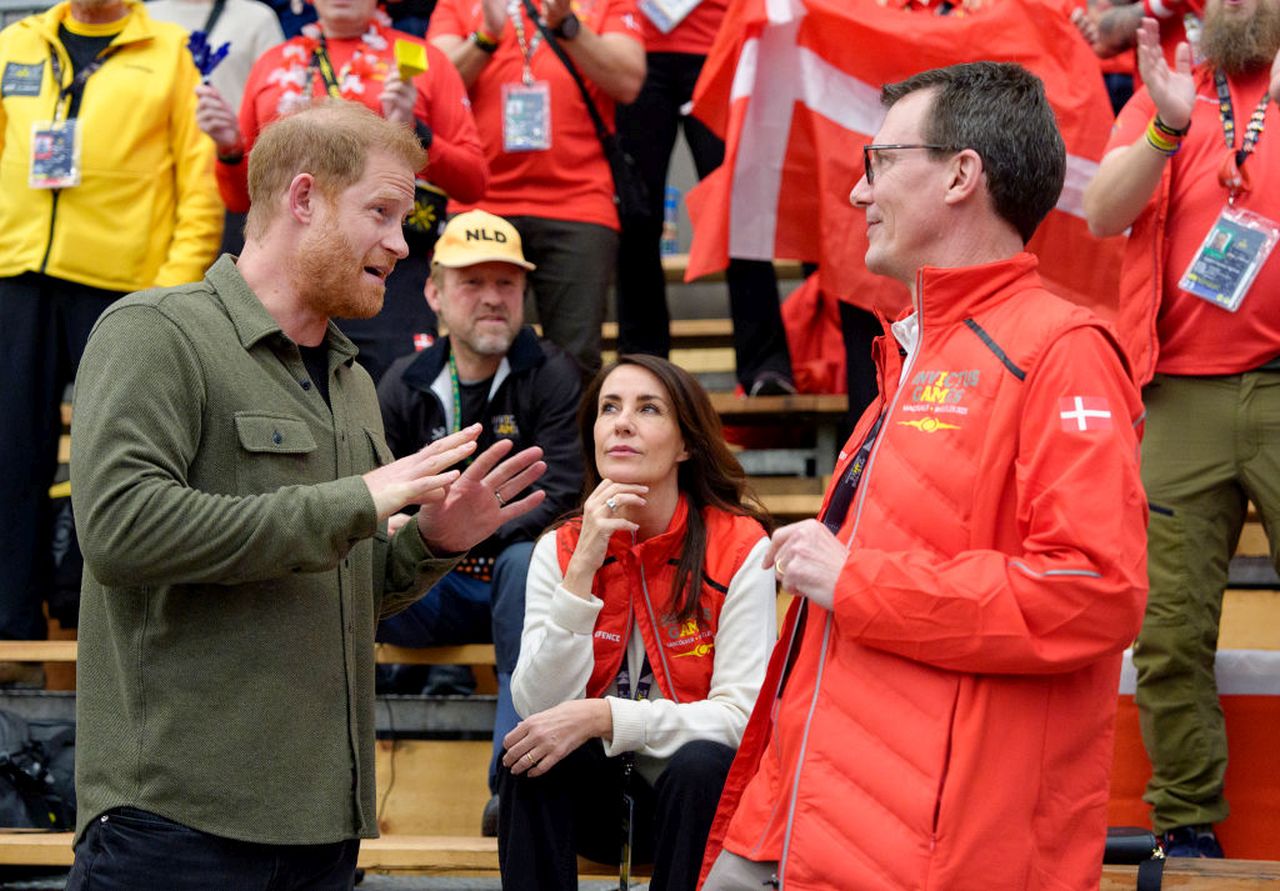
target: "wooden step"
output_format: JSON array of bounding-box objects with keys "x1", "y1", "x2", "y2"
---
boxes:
[
  {"x1": 0, "y1": 640, "x2": 499, "y2": 667},
  {"x1": 1, "y1": 831, "x2": 1276, "y2": 887}
]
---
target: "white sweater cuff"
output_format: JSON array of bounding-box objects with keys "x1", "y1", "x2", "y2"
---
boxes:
[
  {"x1": 549, "y1": 583, "x2": 603, "y2": 634},
  {"x1": 603, "y1": 696, "x2": 646, "y2": 756}
]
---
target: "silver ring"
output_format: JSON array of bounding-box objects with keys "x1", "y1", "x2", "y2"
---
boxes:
[
  {"x1": 606, "y1": 497, "x2": 619, "y2": 513},
  {"x1": 494, "y1": 489, "x2": 506, "y2": 507}
]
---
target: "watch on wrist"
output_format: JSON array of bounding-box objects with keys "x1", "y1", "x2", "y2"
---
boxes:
[{"x1": 552, "y1": 12, "x2": 580, "y2": 40}]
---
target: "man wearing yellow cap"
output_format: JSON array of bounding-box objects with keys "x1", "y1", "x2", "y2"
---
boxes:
[{"x1": 375, "y1": 209, "x2": 584, "y2": 834}]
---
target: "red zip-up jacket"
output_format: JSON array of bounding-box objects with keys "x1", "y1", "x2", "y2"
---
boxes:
[{"x1": 704, "y1": 254, "x2": 1148, "y2": 891}]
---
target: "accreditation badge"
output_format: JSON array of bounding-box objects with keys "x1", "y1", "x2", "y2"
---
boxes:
[
  {"x1": 1178, "y1": 206, "x2": 1279, "y2": 313},
  {"x1": 30, "y1": 119, "x2": 81, "y2": 189},
  {"x1": 502, "y1": 81, "x2": 551, "y2": 153}
]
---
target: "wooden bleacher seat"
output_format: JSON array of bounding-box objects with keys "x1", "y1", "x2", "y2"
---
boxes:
[{"x1": 2, "y1": 830, "x2": 1279, "y2": 887}]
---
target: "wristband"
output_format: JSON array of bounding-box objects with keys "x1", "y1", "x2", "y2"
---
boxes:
[
  {"x1": 471, "y1": 29, "x2": 499, "y2": 53},
  {"x1": 1145, "y1": 117, "x2": 1182, "y2": 156},
  {"x1": 217, "y1": 148, "x2": 244, "y2": 164},
  {"x1": 1152, "y1": 115, "x2": 1190, "y2": 137}
]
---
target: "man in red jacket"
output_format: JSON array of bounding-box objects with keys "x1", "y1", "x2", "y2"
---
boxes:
[{"x1": 701, "y1": 62, "x2": 1148, "y2": 891}]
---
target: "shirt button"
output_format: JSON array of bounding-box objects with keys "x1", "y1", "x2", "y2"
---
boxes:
[
  {"x1": 301, "y1": 379, "x2": 312, "y2": 390},
  {"x1": 272, "y1": 430, "x2": 282, "y2": 445}
]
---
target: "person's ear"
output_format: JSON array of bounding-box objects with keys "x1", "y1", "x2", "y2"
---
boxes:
[
  {"x1": 425, "y1": 271, "x2": 444, "y2": 314},
  {"x1": 942, "y1": 149, "x2": 984, "y2": 206},
  {"x1": 288, "y1": 173, "x2": 319, "y2": 224}
]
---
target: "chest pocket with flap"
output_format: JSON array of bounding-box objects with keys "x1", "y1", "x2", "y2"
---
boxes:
[{"x1": 233, "y1": 413, "x2": 319, "y2": 492}]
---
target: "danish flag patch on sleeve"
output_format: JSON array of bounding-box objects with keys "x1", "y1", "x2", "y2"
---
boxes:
[{"x1": 1059, "y1": 396, "x2": 1113, "y2": 432}]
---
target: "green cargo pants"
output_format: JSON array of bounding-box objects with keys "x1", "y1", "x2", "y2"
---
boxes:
[{"x1": 1135, "y1": 372, "x2": 1280, "y2": 831}]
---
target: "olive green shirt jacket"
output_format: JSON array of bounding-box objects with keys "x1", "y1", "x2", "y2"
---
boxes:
[{"x1": 70, "y1": 256, "x2": 459, "y2": 844}]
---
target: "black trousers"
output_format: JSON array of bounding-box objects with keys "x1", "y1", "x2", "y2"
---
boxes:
[
  {"x1": 0, "y1": 273, "x2": 122, "y2": 641},
  {"x1": 497, "y1": 738, "x2": 734, "y2": 891},
  {"x1": 615, "y1": 52, "x2": 792, "y2": 389},
  {"x1": 65, "y1": 807, "x2": 359, "y2": 891}
]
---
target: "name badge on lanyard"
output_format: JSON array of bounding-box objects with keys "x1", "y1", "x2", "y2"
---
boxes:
[
  {"x1": 30, "y1": 119, "x2": 81, "y2": 189},
  {"x1": 502, "y1": 81, "x2": 551, "y2": 152},
  {"x1": 1178, "y1": 206, "x2": 1279, "y2": 313}
]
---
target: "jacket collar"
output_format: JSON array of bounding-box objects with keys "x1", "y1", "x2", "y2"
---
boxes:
[
  {"x1": 910, "y1": 252, "x2": 1042, "y2": 330},
  {"x1": 39, "y1": 0, "x2": 157, "y2": 48},
  {"x1": 400, "y1": 325, "x2": 545, "y2": 393},
  {"x1": 606, "y1": 494, "x2": 691, "y2": 568},
  {"x1": 205, "y1": 255, "x2": 358, "y2": 362}
]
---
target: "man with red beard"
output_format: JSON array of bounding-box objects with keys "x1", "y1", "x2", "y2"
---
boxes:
[
  {"x1": 66, "y1": 102, "x2": 548, "y2": 889},
  {"x1": 1085, "y1": 0, "x2": 1280, "y2": 858}
]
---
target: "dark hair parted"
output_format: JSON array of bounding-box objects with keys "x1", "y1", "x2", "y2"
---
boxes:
[
  {"x1": 881, "y1": 62, "x2": 1065, "y2": 244},
  {"x1": 577, "y1": 355, "x2": 773, "y2": 624}
]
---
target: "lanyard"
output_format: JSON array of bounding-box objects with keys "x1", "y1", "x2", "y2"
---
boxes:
[
  {"x1": 1214, "y1": 69, "x2": 1270, "y2": 204},
  {"x1": 312, "y1": 39, "x2": 344, "y2": 98},
  {"x1": 614, "y1": 648, "x2": 650, "y2": 891},
  {"x1": 614, "y1": 651, "x2": 652, "y2": 703},
  {"x1": 202, "y1": 0, "x2": 227, "y2": 34},
  {"x1": 820, "y1": 410, "x2": 886, "y2": 534},
  {"x1": 508, "y1": 0, "x2": 542, "y2": 85},
  {"x1": 48, "y1": 43, "x2": 119, "y2": 122},
  {"x1": 448, "y1": 350, "x2": 465, "y2": 434}
]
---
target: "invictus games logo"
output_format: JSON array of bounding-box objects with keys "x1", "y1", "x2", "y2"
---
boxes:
[
  {"x1": 898, "y1": 368, "x2": 981, "y2": 431},
  {"x1": 493, "y1": 414, "x2": 519, "y2": 437},
  {"x1": 667, "y1": 619, "x2": 714, "y2": 658}
]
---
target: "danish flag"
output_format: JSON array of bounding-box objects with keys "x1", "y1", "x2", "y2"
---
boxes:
[{"x1": 1059, "y1": 396, "x2": 1113, "y2": 432}]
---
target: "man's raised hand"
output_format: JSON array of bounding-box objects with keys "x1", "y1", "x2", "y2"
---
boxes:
[
  {"x1": 416, "y1": 438, "x2": 547, "y2": 554},
  {"x1": 361, "y1": 425, "x2": 482, "y2": 521}
]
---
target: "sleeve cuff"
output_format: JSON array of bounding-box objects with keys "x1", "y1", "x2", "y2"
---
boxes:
[
  {"x1": 549, "y1": 583, "x2": 603, "y2": 634},
  {"x1": 602, "y1": 696, "x2": 646, "y2": 756}
]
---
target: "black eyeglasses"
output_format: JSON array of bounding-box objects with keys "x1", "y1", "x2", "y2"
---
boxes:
[{"x1": 862, "y1": 143, "x2": 959, "y2": 185}]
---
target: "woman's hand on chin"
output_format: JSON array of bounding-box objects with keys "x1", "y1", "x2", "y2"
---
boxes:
[
  {"x1": 501, "y1": 699, "x2": 614, "y2": 777},
  {"x1": 562, "y1": 478, "x2": 648, "y2": 597}
]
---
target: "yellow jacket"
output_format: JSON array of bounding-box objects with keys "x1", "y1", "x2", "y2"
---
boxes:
[{"x1": 0, "y1": 1, "x2": 221, "y2": 291}]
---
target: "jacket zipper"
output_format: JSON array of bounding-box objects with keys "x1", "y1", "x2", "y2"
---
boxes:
[
  {"x1": 775, "y1": 274, "x2": 926, "y2": 887},
  {"x1": 637, "y1": 562, "x2": 679, "y2": 702}
]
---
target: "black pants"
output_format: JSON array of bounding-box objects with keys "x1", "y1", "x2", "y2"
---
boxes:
[
  {"x1": 497, "y1": 738, "x2": 734, "y2": 891},
  {"x1": 615, "y1": 52, "x2": 792, "y2": 389},
  {"x1": 508, "y1": 215, "x2": 619, "y2": 380},
  {"x1": 65, "y1": 807, "x2": 359, "y2": 890},
  {"x1": 0, "y1": 273, "x2": 122, "y2": 641}
]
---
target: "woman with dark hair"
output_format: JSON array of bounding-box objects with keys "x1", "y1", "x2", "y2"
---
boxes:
[{"x1": 496, "y1": 355, "x2": 776, "y2": 891}]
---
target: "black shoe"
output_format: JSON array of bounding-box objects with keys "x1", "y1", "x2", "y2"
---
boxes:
[
  {"x1": 481, "y1": 794, "x2": 500, "y2": 837},
  {"x1": 1160, "y1": 825, "x2": 1224, "y2": 858},
  {"x1": 748, "y1": 372, "x2": 797, "y2": 397}
]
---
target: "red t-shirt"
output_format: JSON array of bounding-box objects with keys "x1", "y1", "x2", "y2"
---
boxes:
[
  {"x1": 1107, "y1": 65, "x2": 1280, "y2": 374},
  {"x1": 428, "y1": 0, "x2": 643, "y2": 229},
  {"x1": 637, "y1": 0, "x2": 726, "y2": 55},
  {"x1": 217, "y1": 22, "x2": 487, "y2": 212}
]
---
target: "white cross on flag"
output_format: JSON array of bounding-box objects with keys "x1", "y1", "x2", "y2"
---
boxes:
[{"x1": 1059, "y1": 396, "x2": 1113, "y2": 432}]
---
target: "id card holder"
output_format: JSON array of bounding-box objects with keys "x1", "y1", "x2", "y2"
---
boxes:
[
  {"x1": 502, "y1": 81, "x2": 551, "y2": 153},
  {"x1": 30, "y1": 118, "x2": 81, "y2": 189},
  {"x1": 638, "y1": 0, "x2": 704, "y2": 33},
  {"x1": 1178, "y1": 206, "x2": 1280, "y2": 313}
]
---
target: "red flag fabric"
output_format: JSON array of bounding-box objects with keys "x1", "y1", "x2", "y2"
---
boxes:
[{"x1": 685, "y1": 0, "x2": 1128, "y2": 319}]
